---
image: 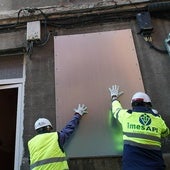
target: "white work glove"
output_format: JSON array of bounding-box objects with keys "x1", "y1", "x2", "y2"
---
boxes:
[
  {"x1": 109, "y1": 85, "x2": 124, "y2": 101},
  {"x1": 152, "y1": 109, "x2": 158, "y2": 114},
  {"x1": 74, "y1": 104, "x2": 88, "y2": 116}
]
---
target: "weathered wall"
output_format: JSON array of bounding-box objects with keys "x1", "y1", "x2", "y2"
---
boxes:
[
  {"x1": 19, "y1": 17, "x2": 170, "y2": 169},
  {"x1": 0, "y1": 0, "x2": 149, "y2": 11},
  {"x1": 21, "y1": 35, "x2": 56, "y2": 169}
]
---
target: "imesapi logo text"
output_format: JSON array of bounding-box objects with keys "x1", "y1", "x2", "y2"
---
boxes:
[{"x1": 127, "y1": 114, "x2": 158, "y2": 133}]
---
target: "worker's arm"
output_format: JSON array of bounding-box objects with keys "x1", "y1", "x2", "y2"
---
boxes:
[
  {"x1": 58, "y1": 104, "x2": 88, "y2": 147},
  {"x1": 109, "y1": 85, "x2": 125, "y2": 121},
  {"x1": 161, "y1": 119, "x2": 170, "y2": 138},
  {"x1": 112, "y1": 100, "x2": 123, "y2": 119},
  {"x1": 162, "y1": 127, "x2": 170, "y2": 138}
]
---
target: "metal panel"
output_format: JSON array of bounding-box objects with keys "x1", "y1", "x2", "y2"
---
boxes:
[{"x1": 54, "y1": 29, "x2": 144, "y2": 158}]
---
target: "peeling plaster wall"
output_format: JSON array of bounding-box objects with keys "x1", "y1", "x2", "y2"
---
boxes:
[{"x1": 0, "y1": 0, "x2": 150, "y2": 11}]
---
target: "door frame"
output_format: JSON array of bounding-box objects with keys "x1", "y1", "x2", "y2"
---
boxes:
[{"x1": 0, "y1": 83, "x2": 24, "y2": 170}]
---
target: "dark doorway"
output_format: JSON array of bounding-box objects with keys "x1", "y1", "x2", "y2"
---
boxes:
[{"x1": 0, "y1": 88, "x2": 17, "y2": 170}]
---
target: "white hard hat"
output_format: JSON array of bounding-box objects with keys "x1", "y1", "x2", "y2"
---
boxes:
[
  {"x1": 34, "y1": 118, "x2": 52, "y2": 130},
  {"x1": 131, "y1": 92, "x2": 151, "y2": 103}
]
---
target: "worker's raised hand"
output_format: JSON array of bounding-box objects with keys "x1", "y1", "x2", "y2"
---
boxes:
[
  {"x1": 109, "y1": 85, "x2": 124, "y2": 100},
  {"x1": 74, "y1": 104, "x2": 88, "y2": 116}
]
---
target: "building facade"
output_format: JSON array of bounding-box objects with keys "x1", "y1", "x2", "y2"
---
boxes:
[{"x1": 0, "y1": 0, "x2": 170, "y2": 169}]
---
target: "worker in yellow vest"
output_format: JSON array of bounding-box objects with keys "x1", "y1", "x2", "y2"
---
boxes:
[
  {"x1": 109, "y1": 85, "x2": 169, "y2": 170},
  {"x1": 28, "y1": 104, "x2": 88, "y2": 170}
]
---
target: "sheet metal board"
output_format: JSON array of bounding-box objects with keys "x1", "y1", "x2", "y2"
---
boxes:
[{"x1": 54, "y1": 29, "x2": 145, "y2": 158}]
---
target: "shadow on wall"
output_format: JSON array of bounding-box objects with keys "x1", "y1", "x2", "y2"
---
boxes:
[{"x1": 163, "y1": 153, "x2": 170, "y2": 170}]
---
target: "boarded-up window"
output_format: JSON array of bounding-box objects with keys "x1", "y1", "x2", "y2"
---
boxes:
[{"x1": 54, "y1": 29, "x2": 144, "y2": 158}]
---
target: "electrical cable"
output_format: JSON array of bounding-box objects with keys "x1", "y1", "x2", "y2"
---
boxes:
[
  {"x1": 27, "y1": 8, "x2": 51, "y2": 47},
  {"x1": 0, "y1": 9, "x2": 27, "y2": 31},
  {"x1": 45, "y1": 10, "x2": 136, "y2": 29},
  {"x1": 148, "y1": 1, "x2": 170, "y2": 12},
  {"x1": 142, "y1": 35, "x2": 168, "y2": 54},
  {"x1": 18, "y1": 7, "x2": 52, "y2": 58},
  {"x1": 147, "y1": 1, "x2": 170, "y2": 20},
  {"x1": 147, "y1": 41, "x2": 168, "y2": 54},
  {"x1": 34, "y1": 31, "x2": 51, "y2": 47},
  {"x1": 26, "y1": 41, "x2": 34, "y2": 59}
]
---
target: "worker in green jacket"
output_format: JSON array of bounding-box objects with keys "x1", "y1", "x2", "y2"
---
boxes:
[
  {"x1": 28, "y1": 104, "x2": 87, "y2": 170},
  {"x1": 109, "y1": 84, "x2": 169, "y2": 170}
]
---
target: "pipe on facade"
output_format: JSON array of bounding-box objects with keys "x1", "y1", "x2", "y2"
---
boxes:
[{"x1": 148, "y1": 1, "x2": 170, "y2": 12}]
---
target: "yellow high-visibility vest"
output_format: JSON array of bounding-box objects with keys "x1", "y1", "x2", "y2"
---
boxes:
[
  {"x1": 112, "y1": 100, "x2": 169, "y2": 150},
  {"x1": 28, "y1": 132, "x2": 69, "y2": 170}
]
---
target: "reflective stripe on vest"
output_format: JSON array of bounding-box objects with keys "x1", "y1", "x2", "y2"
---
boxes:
[
  {"x1": 115, "y1": 108, "x2": 121, "y2": 119},
  {"x1": 123, "y1": 132, "x2": 161, "y2": 143},
  {"x1": 124, "y1": 140, "x2": 161, "y2": 150},
  {"x1": 30, "y1": 157, "x2": 67, "y2": 170}
]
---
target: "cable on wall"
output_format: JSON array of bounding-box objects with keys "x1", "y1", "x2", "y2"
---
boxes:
[
  {"x1": 148, "y1": 1, "x2": 170, "y2": 12},
  {"x1": 21, "y1": 8, "x2": 52, "y2": 58},
  {"x1": 136, "y1": 9, "x2": 169, "y2": 55}
]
